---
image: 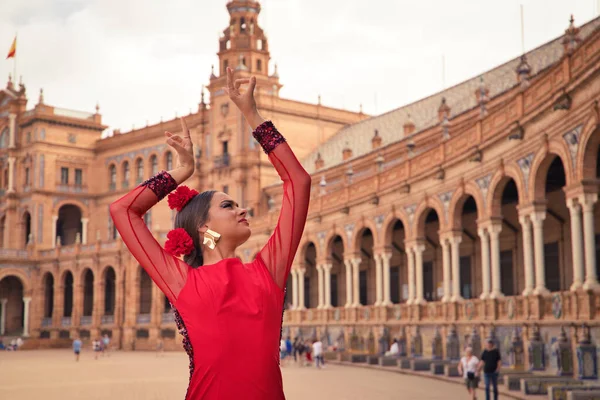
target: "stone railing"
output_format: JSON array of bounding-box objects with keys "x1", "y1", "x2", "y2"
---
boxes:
[
  {"x1": 283, "y1": 291, "x2": 599, "y2": 326},
  {"x1": 61, "y1": 317, "x2": 72, "y2": 327},
  {"x1": 80, "y1": 316, "x2": 92, "y2": 326},
  {"x1": 136, "y1": 314, "x2": 151, "y2": 324},
  {"x1": 162, "y1": 312, "x2": 175, "y2": 323},
  {"x1": 41, "y1": 317, "x2": 52, "y2": 327},
  {"x1": 0, "y1": 249, "x2": 29, "y2": 258},
  {"x1": 101, "y1": 315, "x2": 115, "y2": 325},
  {"x1": 56, "y1": 184, "x2": 88, "y2": 193}
]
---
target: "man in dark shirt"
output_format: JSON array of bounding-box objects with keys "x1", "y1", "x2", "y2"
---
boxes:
[{"x1": 479, "y1": 339, "x2": 501, "y2": 400}]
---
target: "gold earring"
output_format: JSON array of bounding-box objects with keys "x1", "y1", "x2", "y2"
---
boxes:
[{"x1": 203, "y1": 229, "x2": 221, "y2": 250}]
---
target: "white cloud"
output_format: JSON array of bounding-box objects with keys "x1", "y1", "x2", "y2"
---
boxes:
[{"x1": 0, "y1": 0, "x2": 596, "y2": 131}]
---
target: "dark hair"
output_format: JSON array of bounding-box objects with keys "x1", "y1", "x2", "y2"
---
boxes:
[{"x1": 174, "y1": 190, "x2": 215, "y2": 268}]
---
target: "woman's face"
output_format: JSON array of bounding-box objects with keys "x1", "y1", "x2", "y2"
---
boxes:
[{"x1": 203, "y1": 192, "x2": 250, "y2": 246}]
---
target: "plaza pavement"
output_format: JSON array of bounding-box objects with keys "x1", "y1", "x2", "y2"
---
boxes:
[{"x1": 0, "y1": 349, "x2": 469, "y2": 399}]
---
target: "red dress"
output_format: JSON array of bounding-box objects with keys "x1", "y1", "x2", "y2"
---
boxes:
[{"x1": 110, "y1": 122, "x2": 311, "y2": 399}]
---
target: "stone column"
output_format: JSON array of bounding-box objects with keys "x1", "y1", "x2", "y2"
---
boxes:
[
  {"x1": 291, "y1": 269, "x2": 299, "y2": 309},
  {"x1": 531, "y1": 211, "x2": 550, "y2": 296},
  {"x1": 406, "y1": 247, "x2": 415, "y2": 304},
  {"x1": 581, "y1": 194, "x2": 599, "y2": 291},
  {"x1": 52, "y1": 215, "x2": 58, "y2": 248},
  {"x1": 316, "y1": 264, "x2": 324, "y2": 309},
  {"x1": 449, "y1": 234, "x2": 463, "y2": 302},
  {"x1": 72, "y1": 283, "x2": 82, "y2": 328},
  {"x1": 81, "y1": 218, "x2": 89, "y2": 245},
  {"x1": 381, "y1": 252, "x2": 392, "y2": 306},
  {"x1": 297, "y1": 268, "x2": 306, "y2": 310},
  {"x1": 567, "y1": 198, "x2": 584, "y2": 291},
  {"x1": 440, "y1": 237, "x2": 451, "y2": 302},
  {"x1": 414, "y1": 243, "x2": 426, "y2": 304},
  {"x1": 351, "y1": 257, "x2": 361, "y2": 307},
  {"x1": 8, "y1": 113, "x2": 16, "y2": 148},
  {"x1": 489, "y1": 223, "x2": 504, "y2": 299},
  {"x1": 7, "y1": 157, "x2": 15, "y2": 193},
  {"x1": 323, "y1": 263, "x2": 332, "y2": 308},
  {"x1": 477, "y1": 228, "x2": 491, "y2": 299},
  {"x1": 94, "y1": 279, "x2": 105, "y2": 327},
  {"x1": 0, "y1": 298, "x2": 7, "y2": 335},
  {"x1": 344, "y1": 259, "x2": 353, "y2": 308},
  {"x1": 374, "y1": 253, "x2": 383, "y2": 306},
  {"x1": 53, "y1": 284, "x2": 64, "y2": 328},
  {"x1": 22, "y1": 297, "x2": 32, "y2": 337},
  {"x1": 519, "y1": 215, "x2": 535, "y2": 296}
]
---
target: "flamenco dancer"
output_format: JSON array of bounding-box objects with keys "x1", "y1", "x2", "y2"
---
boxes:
[{"x1": 110, "y1": 67, "x2": 310, "y2": 399}]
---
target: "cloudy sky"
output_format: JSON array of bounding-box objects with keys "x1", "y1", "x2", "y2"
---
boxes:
[{"x1": 0, "y1": 0, "x2": 598, "y2": 133}]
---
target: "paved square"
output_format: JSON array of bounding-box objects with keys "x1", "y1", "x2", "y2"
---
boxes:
[{"x1": 0, "y1": 350, "x2": 467, "y2": 399}]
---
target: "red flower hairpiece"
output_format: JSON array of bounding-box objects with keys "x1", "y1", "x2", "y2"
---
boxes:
[
  {"x1": 164, "y1": 228, "x2": 195, "y2": 257},
  {"x1": 168, "y1": 186, "x2": 199, "y2": 211}
]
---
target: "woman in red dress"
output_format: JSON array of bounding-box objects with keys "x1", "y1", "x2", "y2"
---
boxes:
[{"x1": 110, "y1": 67, "x2": 311, "y2": 399}]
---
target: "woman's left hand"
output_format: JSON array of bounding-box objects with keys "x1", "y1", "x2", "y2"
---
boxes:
[{"x1": 224, "y1": 67, "x2": 258, "y2": 118}]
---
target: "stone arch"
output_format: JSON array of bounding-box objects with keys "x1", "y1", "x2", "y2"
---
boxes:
[
  {"x1": 352, "y1": 219, "x2": 380, "y2": 252},
  {"x1": 138, "y1": 266, "x2": 153, "y2": 315},
  {"x1": 487, "y1": 163, "x2": 526, "y2": 217},
  {"x1": 382, "y1": 210, "x2": 411, "y2": 247},
  {"x1": 53, "y1": 200, "x2": 89, "y2": 219},
  {"x1": 301, "y1": 241, "x2": 318, "y2": 309},
  {"x1": 529, "y1": 140, "x2": 574, "y2": 201},
  {"x1": 81, "y1": 268, "x2": 94, "y2": 317},
  {"x1": 578, "y1": 116, "x2": 600, "y2": 180},
  {"x1": 355, "y1": 227, "x2": 376, "y2": 305},
  {"x1": 0, "y1": 268, "x2": 31, "y2": 294},
  {"x1": 414, "y1": 196, "x2": 446, "y2": 238},
  {"x1": 323, "y1": 227, "x2": 349, "y2": 257},
  {"x1": 55, "y1": 203, "x2": 84, "y2": 246},
  {"x1": 0, "y1": 274, "x2": 25, "y2": 335},
  {"x1": 60, "y1": 269, "x2": 75, "y2": 318},
  {"x1": 448, "y1": 182, "x2": 486, "y2": 230},
  {"x1": 41, "y1": 271, "x2": 55, "y2": 319},
  {"x1": 324, "y1": 234, "x2": 346, "y2": 308}
]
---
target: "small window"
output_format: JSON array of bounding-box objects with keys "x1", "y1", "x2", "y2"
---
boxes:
[
  {"x1": 26, "y1": 132, "x2": 31, "y2": 144},
  {"x1": 3, "y1": 169, "x2": 7, "y2": 188},
  {"x1": 256, "y1": 59, "x2": 262, "y2": 71},
  {"x1": 25, "y1": 167, "x2": 30, "y2": 186},
  {"x1": 60, "y1": 167, "x2": 69, "y2": 185},
  {"x1": 166, "y1": 152, "x2": 173, "y2": 170},
  {"x1": 109, "y1": 165, "x2": 117, "y2": 190},
  {"x1": 223, "y1": 60, "x2": 229, "y2": 74},
  {"x1": 257, "y1": 40, "x2": 263, "y2": 51},
  {"x1": 75, "y1": 169, "x2": 83, "y2": 186},
  {"x1": 223, "y1": 185, "x2": 229, "y2": 194},
  {"x1": 222, "y1": 141, "x2": 229, "y2": 155},
  {"x1": 136, "y1": 158, "x2": 143, "y2": 183},
  {"x1": 226, "y1": 40, "x2": 231, "y2": 50},
  {"x1": 240, "y1": 17, "x2": 247, "y2": 32},
  {"x1": 123, "y1": 161, "x2": 130, "y2": 188},
  {"x1": 150, "y1": 155, "x2": 158, "y2": 175}
]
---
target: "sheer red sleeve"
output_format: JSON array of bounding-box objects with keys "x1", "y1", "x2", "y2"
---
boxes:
[
  {"x1": 109, "y1": 171, "x2": 189, "y2": 304},
  {"x1": 254, "y1": 121, "x2": 311, "y2": 289}
]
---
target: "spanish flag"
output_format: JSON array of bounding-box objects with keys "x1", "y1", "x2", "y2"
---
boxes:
[{"x1": 6, "y1": 36, "x2": 16, "y2": 59}]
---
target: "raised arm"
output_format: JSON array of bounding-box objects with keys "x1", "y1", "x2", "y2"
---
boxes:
[
  {"x1": 109, "y1": 118, "x2": 196, "y2": 304},
  {"x1": 254, "y1": 122, "x2": 311, "y2": 288},
  {"x1": 223, "y1": 67, "x2": 310, "y2": 289}
]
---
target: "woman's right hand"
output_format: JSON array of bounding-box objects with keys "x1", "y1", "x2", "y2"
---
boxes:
[{"x1": 164, "y1": 117, "x2": 195, "y2": 183}]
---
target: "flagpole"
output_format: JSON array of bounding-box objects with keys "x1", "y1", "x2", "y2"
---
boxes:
[{"x1": 13, "y1": 32, "x2": 17, "y2": 84}]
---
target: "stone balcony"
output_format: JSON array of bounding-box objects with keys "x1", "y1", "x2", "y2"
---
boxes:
[{"x1": 283, "y1": 291, "x2": 598, "y2": 326}]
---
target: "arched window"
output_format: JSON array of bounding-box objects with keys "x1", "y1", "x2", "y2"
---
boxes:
[
  {"x1": 109, "y1": 165, "x2": 116, "y2": 190},
  {"x1": 226, "y1": 40, "x2": 231, "y2": 50},
  {"x1": 0, "y1": 128, "x2": 7, "y2": 148},
  {"x1": 240, "y1": 17, "x2": 247, "y2": 32},
  {"x1": 165, "y1": 152, "x2": 173, "y2": 171},
  {"x1": 256, "y1": 59, "x2": 262, "y2": 72},
  {"x1": 135, "y1": 158, "x2": 143, "y2": 184},
  {"x1": 150, "y1": 155, "x2": 158, "y2": 175},
  {"x1": 122, "y1": 161, "x2": 130, "y2": 188},
  {"x1": 257, "y1": 40, "x2": 263, "y2": 51}
]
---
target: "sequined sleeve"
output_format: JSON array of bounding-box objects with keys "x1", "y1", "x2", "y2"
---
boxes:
[
  {"x1": 109, "y1": 171, "x2": 189, "y2": 303},
  {"x1": 254, "y1": 121, "x2": 311, "y2": 289}
]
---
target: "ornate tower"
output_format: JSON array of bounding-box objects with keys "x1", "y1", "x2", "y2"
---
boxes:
[{"x1": 209, "y1": 0, "x2": 282, "y2": 96}]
